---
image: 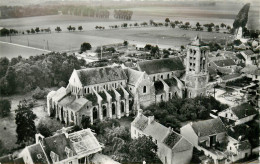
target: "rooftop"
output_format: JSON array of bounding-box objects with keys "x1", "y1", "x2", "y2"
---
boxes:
[
  {"x1": 227, "y1": 124, "x2": 248, "y2": 141},
  {"x1": 124, "y1": 68, "x2": 144, "y2": 86},
  {"x1": 67, "y1": 97, "x2": 89, "y2": 112},
  {"x1": 77, "y1": 66, "x2": 127, "y2": 86},
  {"x1": 143, "y1": 120, "x2": 169, "y2": 142},
  {"x1": 242, "y1": 50, "x2": 255, "y2": 56},
  {"x1": 191, "y1": 118, "x2": 226, "y2": 137},
  {"x1": 213, "y1": 59, "x2": 236, "y2": 67},
  {"x1": 230, "y1": 103, "x2": 257, "y2": 119},
  {"x1": 137, "y1": 58, "x2": 185, "y2": 75},
  {"x1": 68, "y1": 129, "x2": 102, "y2": 155},
  {"x1": 163, "y1": 131, "x2": 182, "y2": 148},
  {"x1": 27, "y1": 143, "x2": 49, "y2": 164}
]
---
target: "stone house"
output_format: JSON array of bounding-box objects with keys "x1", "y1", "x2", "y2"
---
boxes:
[
  {"x1": 180, "y1": 118, "x2": 227, "y2": 163},
  {"x1": 218, "y1": 103, "x2": 258, "y2": 125},
  {"x1": 241, "y1": 50, "x2": 260, "y2": 66},
  {"x1": 226, "y1": 125, "x2": 252, "y2": 162},
  {"x1": 17, "y1": 128, "x2": 102, "y2": 164},
  {"x1": 131, "y1": 110, "x2": 193, "y2": 164},
  {"x1": 208, "y1": 59, "x2": 237, "y2": 74}
]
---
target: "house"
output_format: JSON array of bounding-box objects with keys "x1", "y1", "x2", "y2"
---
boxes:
[
  {"x1": 241, "y1": 65, "x2": 260, "y2": 81},
  {"x1": 226, "y1": 124, "x2": 252, "y2": 162},
  {"x1": 218, "y1": 103, "x2": 258, "y2": 125},
  {"x1": 131, "y1": 110, "x2": 193, "y2": 164},
  {"x1": 208, "y1": 59, "x2": 237, "y2": 74},
  {"x1": 180, "y1": 118, "x2": 227, "y2": 164},
  {"x1": 17, "y1": 128, "x2": 103, "y2": 164},
  {"x1": 241, "y1": 50, "x2": 260, "y2": 66}
]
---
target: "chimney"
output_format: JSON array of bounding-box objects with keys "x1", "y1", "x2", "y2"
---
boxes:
[
  {"x1": 148, "y1": 116, "x2": 154, "y2": 124},
  {"x1": 137, "y1": 109, "x2": 143, "y2": 117}
]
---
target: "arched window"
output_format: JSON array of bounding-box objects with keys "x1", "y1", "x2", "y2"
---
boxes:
[
  {"x1": 102, "y1": 106, "x2": 107, "y2": 118},
  {"x1": 112, "y1": 103, "x2": 116, "y2": 115},
  {"x1": 167, "y1": 74, "x2": 170, "y2": 79},
  {"x1": 93, "y1": 107, "x2": 98, "y2": 120},
  {"x1": 121, "y1": 101, "x2": 124, "y2": 113},
  {"x1": 143, "y1": 86, "x2": 147, "y2": 93},
  {"x1": 87, "y1": 88, "x2": 90, "y2": 93},
  {"x1": 71, "y1": 111, "x2": 74, "y2": 121},
  {"x1": 161, "y1": 75, "x2": 163, "y2": 79},
  {"x1": 153, "y1": 76, "x2": 155, "y2": 81},
  {"x1": 161, "y1": 95, "x2": 163, "y2": 101}
]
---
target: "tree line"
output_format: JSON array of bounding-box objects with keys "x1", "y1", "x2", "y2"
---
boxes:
[
  {"x1": 114, "y1": 10, "x2": 133, "y2": 20},
  {"x1": 0, "y1": 5, "x2": 110, "y2": 19},
  {"x1": 0, "y1": 53, "x2": 86, "y2": 96}
]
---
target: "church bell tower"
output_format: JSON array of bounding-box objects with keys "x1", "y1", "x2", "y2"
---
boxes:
[{"x1": 185, "y1": 36, "x2": 209, "y2": 98}]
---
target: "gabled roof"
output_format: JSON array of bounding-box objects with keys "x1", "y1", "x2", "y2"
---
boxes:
[
  {"x1": 131, "y1": 114, "x2": 148, "y2": 131},
  {"x1": 143, "y1": 120, "x2": 169, "y2": 142},
  {"x1": 221, "y1": 73, "x2": 241, "y2": 81},
  {"x1": 137, "y1": 58, "x2": 185, "y2": 75},
  {"x1": 52, "y1": 87, "x2": 67, "y2": 102},
  {"x1": 163, "y1": 131, "x2": 182, "y2": 148},
  {"x1": 27, "y1": 143, "x2": 49, "y2": 164},
  {"x1": 76, "y1": 66, "x2": 127, "y2": 86},
  {"x1": 191, "y1": 118, "x2": 226, "y2": 137},
  {"x1": 242, "y1": 50, "x2": 255, "y2": 56},
  {"x1": 59, "y1": 95, "x2": 76, "y2": 107},
  {"x1": 213, "y1": 59, "x2": 236, "y2": 67},
  {"x1": 124, "y1": 68, "x2": 144, "y2": 86},
  {"x1": 42, "y1": 133, "x2": 75, "y2": 162},
  {"x1": 67, "y1": 97, "x2": 89, "y2": 112},
  {"x1": 230, "y1": 103, "x2": 257, "y2": 119}
]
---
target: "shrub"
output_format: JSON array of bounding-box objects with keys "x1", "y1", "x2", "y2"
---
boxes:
[{"x1": 32, "y1": 87, "x2": 47, "y2": 99}]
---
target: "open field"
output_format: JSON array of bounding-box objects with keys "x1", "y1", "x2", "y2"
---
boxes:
[
  {"x1": 0, "y1": 3, "x2": 239, "y2": 58},
  {"x1": 0, "y1": 27, "x2": 233, "y2": 58}
]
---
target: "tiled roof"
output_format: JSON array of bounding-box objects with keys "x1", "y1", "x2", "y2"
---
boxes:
[
  {"x1": 171, "y1": 137, "x2": 193, "y2": 152},
  {"x1": 221, "y1": 73, "x2": 241, "y2": 80},
  {"x1": 143, "y1": 120, "x2": 169, "y2": 142},
  {"x1": 238, "y1": 140, "x2": 251, "y2": 151},
  {"x1": 52, "y1": 87, "x2": 67, "y2": 102},
  {"x1": 163, "y1": 131, "x2": 182, "y2": 148},
  {"x1": 124, "y1": 68, "x2": 144, "y2": 86},
  {"x1": 42, "y1": 133, "x2": 75, "y2": 162},
  {"x1": 241, "y1": 65, "x2": 258, "y2": 74},
  {"x1": 231, "y1": 103, "x2": 257, "y2": 119},
  {"x1": 59, "y1": 95, "x2": 76, "y2": 107},
  {"x1": 236, "y1": 53, "x2": 245, "y2": 60},
  {"x1": 191, "y1": 118, "x2": 226, "y2": 137},
  {"x1": 213, "y1": 59, "x2": 236, "y2": 67},
  {"x1": 27, "y1": 143, "x2": 49, "y2": 164},
  {"x1": 243, "y1": 50, "x2": 255, "y2": 56},
  {"x1": 77, "y1": 66, "x2": 127, "y2": 86},
  {"x1": 124, "y1": 62, "x2": 135, "y2": 68},
  {"x1": 131, "y1": 114, "x2": 148, "y2": 131},
  {"x1": 67, "y1": 97, "x2": 89, "y2": 112},
  {"x1": 137, "y1": 58, "x2": 185, "y2": 75}
]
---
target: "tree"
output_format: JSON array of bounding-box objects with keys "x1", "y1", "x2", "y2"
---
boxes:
[
  {"x1": 72, "y1": 27, "x2": 76, "y2": 31},
  {"x1": 0, "y1": 99, "x2": 11, "y2": 117},
  {"x1": 0, "y1": 57, "x2": 9, "y2": 78},
  {"x1": 15, "y1": 99, "x2": 37, "y2": 145},
  {"x1": 26, "y1": 30, "x2": 30, "y2": 34},
  {"x1": 78, "y1": 26, "x2": 83, "y2": 31},
  {"x1": 128, "y1": 136, "x2": 159, "y2": 163},
  {"x1": 170, "y1": 22, "x2": 175, "y2": 28},
  {"x1": 67, "y1": 25, "x2": 72, "y2": 31},
  {"x1": 35, "y1": 27, "x2": 40, "y2": 33},
  {"x1": 207, "y1": 26, "x2": 212, "y2": 32},
  {"x1": 123, "y1": 40, "x2": 128, "y2": 46},
  {"x1": 165, "y1": 18, "x2": 170, "y2": 24},
  {"x1": 81, "y1": 115, "x2": 91, "y2": 129},
  {"x1": 55, "y1": 26, "x2": 62, "y2": 32},
  {"x1": 4, "y1": 66, "x2": 16, "y2": 95},
  {"x1": 80, "y1": 42, "x2": 92, "y2": 52},
  {"x1": 30, "y1": 28, "x2": 35, "y2": 34},
  {"x1": 220, "y1": 23, "x2": 226, "y2": 28},
  {"x1": 37, "y1": 121, "x2": 52, "y2": 137},
  {"x1": 233, "y1": 3, "x2": 250, "y2": 29},
  {"x1": 149, "y1": 20, "x2": 154, "y2": 26}
]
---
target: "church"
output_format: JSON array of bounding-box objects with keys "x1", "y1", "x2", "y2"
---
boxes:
[{"x1": 47, "y1": 36, "x2": 209, "y2": 126}]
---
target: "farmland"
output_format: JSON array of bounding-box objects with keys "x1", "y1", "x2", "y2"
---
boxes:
[{"x1": 0, "y1": 2, "x2": 242, "y2": 58}]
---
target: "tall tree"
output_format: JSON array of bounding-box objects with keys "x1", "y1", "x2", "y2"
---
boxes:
[
  {"x1": 233, "y1": 3, "x2": 250, "y2": 29},
  {"x1": 0, "y1": 99, "x2": 11, "y2": 117},
  {"x1": 0, "y1": 57, "x2": 9, "y2": 78},
  {"x1": 15, "y1": 100, "x2": 37, "y2": 145}
]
